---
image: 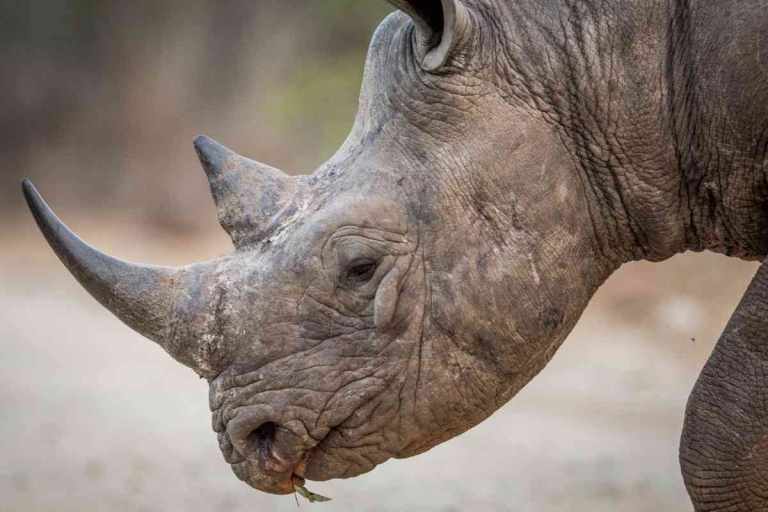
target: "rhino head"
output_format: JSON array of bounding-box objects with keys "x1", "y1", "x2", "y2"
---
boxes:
[{"x1": 24, "y1": 0, "x2": 614, "y2": 495}]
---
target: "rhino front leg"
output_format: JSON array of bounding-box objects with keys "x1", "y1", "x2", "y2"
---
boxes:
[{"x1": 681, "y1": 259, "x2": 768, "y2": 511}]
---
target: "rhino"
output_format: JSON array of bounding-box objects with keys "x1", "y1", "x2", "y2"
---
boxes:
[{"x1": 22, "y1": 0, "x2": 768, "y2": 509}]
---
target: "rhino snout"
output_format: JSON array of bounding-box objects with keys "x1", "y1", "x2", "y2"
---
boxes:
[{"x1": 224, "y1": 405, "x2": 317, "y2": 495}]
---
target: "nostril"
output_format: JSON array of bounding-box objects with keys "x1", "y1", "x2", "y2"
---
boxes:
[{"x1": 247, "y1": 421, "x2": 278, "y2": 457}]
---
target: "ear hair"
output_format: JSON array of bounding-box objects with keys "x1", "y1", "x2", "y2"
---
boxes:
[{"x1": 387, "y1": 0, "x2": 470, "y2": 71}]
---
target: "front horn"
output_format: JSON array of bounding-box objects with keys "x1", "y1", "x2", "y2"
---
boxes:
[{"x1": 22, "y1": 180, "x2": 197, "y2": 367}]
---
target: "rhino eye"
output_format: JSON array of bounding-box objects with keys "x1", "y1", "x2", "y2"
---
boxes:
[{"x1": 344, "y1": 259, "x2": 378, "y2": 286}]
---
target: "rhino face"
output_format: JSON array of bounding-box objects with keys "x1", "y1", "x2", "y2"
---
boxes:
[
  {"x1": 202, "y1": 184, "x2": 427, "y2": 493},
  {"x1": 24, "y1": 0, "x2": 612, "y2": 497}
]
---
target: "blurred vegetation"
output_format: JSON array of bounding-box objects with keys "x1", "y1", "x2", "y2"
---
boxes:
[{"x1": 0, "y1": 1, "x2": 392, "y2": 232}]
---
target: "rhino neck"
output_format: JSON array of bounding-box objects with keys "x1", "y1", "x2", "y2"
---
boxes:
[{"x1": 489, "y1": 0, "x2": 768, "y2": 263}]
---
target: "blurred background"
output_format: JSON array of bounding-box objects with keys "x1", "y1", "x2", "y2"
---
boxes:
[{"x1": 0, "y1": 2, "x2": 760, "y2": 511}]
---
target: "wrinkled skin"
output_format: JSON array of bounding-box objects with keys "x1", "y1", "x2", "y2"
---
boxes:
[
  {"x1": 23, "y1": 0, "x2": 768, "y2": 508},
  {"x1": 195, "y1": 6, "x2": 613, "y2": 492}
]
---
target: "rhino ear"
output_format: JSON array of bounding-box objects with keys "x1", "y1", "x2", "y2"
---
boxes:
[{"x1": 387, "y1": 0, "x2": 469, "y2": 71}]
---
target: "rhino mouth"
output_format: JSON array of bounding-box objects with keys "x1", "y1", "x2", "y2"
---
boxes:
[
  {"x1": 229, "y1": 447, "x2": 308, "y2": 495},
  {"x1": 215, "y1": 334, "x2": 418, "y2": 495},
  {"x1": 226, "y1": 417, "x2": 318, "y2": 495},
  {"x1": 225, "y1": 405, "x2": 396, "y2": 494},
  {"x1": 231, "y1": 459, "x2": 300, "y2": 495}
]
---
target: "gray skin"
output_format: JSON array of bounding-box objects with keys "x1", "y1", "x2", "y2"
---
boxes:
[{"x1": 22, "y1": 0, "x2": 768, "y2": 508}]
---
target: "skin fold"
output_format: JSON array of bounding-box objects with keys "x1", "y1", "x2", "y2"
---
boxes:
[{"x1": 22, "y1": 1, "x2": 768, "y2": 508}]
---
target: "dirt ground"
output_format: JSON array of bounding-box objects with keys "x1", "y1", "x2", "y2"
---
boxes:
[{"x1": 0, "y1": 220, "x2": 760, "y2": 512}]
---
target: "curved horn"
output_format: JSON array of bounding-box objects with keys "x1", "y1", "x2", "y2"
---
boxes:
[
  {"x1": 194, "y1": 135, "x2": 295, "y2": 248},
  {"x1": 22, "y1": 180, "x2": 180, "y2": 352}
]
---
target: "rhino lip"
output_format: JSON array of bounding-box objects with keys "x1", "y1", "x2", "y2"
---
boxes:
[
  {"x1": 227, "y1": 425, "x2": 320, "y2": 495},
  {"x1": 222, "y1": 396, "x2": 380, "y2": 492},
  {"x1": 235, "y1": 427, "x2": 341, "y2": 494},
  {"x1": 231, "y1": 455, "x2": 304, "y2": 495}
]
